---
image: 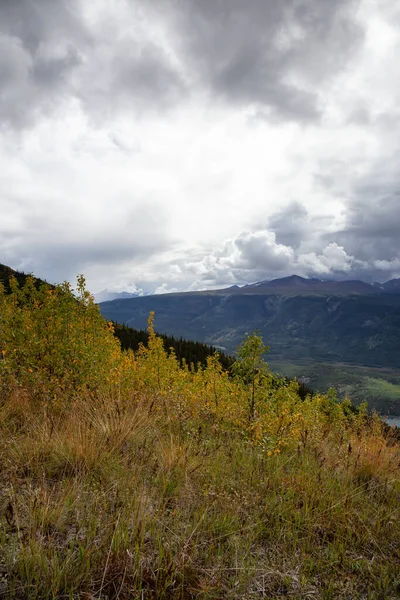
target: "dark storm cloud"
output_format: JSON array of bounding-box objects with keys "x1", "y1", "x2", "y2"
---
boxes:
[
  {"x1": 78, "y1": 40, "x2": 185, "y2": 121},
  {"x1": 32, "y1": 47, "x2": 83, "y2": 88},
  {"x1": 313, "y1": 157, "x2": 400, "y2": 280},
  {"x1": 335, "y1": 193, "x2": 400, "y2": 264},
  {"x1": 267, "y1": 201, "x2": 309, "y2": 248},
  {"x1": 0, "y1": 0, "x2": 89, "y2": 53},
  {"x1": 0, "y1": 0, "x2": 185, "y2": 129},
  {"x1": 0, "y1": 0, "x2": 364, "y2": 129},
  {"x1": 113, "y1": 42, "x2": 183, "y2": 103},
  {"x1": 0, "y1": 0, "x2": 88, "y2": 128},
  {"x1": 149, "y1": 0, "x2": 363, "y2": 121}
]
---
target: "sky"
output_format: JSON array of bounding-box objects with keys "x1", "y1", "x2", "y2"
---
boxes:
[{"x1": 1, "y1": 0, "x2": 400, "y2": 295}]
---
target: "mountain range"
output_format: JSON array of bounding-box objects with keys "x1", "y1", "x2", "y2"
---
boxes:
[
  {"x1": 220, "y1": 275, "x2": 400, "y2": 295},
  {"x1": 99, "y1": 275, "x2": 400, "y2": 368}
]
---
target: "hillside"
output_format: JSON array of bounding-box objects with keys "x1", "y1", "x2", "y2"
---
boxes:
[
  {"x1": 1, "y1": 273, "x2": 400, "y2": 599},
  {"x1": 0, "y1": 263, "x2": 35, "y2": 291},
  {"x1": 0, "y1": 263, "x2": 50, "y2": 293}
]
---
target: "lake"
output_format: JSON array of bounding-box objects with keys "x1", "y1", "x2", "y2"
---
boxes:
[{"x1": 384, "y1": 416, "x2": 400, "y2": 428}]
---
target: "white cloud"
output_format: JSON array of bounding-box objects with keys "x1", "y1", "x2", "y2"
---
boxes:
[
  {"x1": 154, "y1": 282, "x2": 180, "y2": 295},
  {"x1": 297, "y1": 244, "x2": 357, "y2": 276}
]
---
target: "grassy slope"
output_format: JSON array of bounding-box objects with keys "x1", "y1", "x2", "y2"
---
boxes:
[{"x1": 1, "y1": 392, "x2": 400, "y2": 599}]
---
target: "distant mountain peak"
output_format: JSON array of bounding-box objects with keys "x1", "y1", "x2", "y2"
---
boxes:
[
  {"x1": 221, "y1": 275, "x2": 392, "y2": 296},
  {"x1": 214, "y1": 276, "x2": 400, "y2": 295},
  {"x1": 95, "y1": 289, "x2": 142, "y2": 303},
  {"x1": 269, "y1": 275, "x2": 317, "y2": 286},
  {"x1": 245, "y1": 275, "x2": 320, "y2": 289}
]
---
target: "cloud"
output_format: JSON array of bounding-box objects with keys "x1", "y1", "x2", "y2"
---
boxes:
[
  {"x1": 339, "y1": 193, "x2": 400, "y2": 261},
  {"x1": 0, "y1": 189, "x2": 171, "y2": 283},
  {"x1": 154, "y1": 282, "x2": 179, "y2": 295},
  {"x1": 314, "y1": 149, "x2": 400, "y2": 280},
  {"x1": 0, "y1": 0, "x2": 185, "y2": 130},
  {"x1": 147, "y1": 0, "x2": 363, "y2": 121},
  {"x1": 77, "y1": 36, "x2": 186, "y2": 123},
  {"x1": 0, "y1": 0, "x2": 365, "y2": 130},
  {"x1": 168, "y1": 226, "x2": 364, "y2": 288},
  {"x1": 266, "y1": 201, "x2": 309, "y2": 248},
  {"x1": 297, "y1": 243, "x2": 358, "y2": 276},
  {"x1": 235, "y1": 231, "x2": 294, "y2": 271},
  {"x1": 1, "y1": 0, "x2": 400, "y2": 293},
  {"x1": 0, "y1": 0, "x2": 87, "y2": 129}
]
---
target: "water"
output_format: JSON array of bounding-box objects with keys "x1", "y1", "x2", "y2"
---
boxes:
[{"x1": 384, "y1": 416, "x2": 400, "y2": 428}]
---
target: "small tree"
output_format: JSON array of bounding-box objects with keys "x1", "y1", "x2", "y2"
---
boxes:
[{"x1": 233, "y1": 332, "x2": 270, "y2": 421}]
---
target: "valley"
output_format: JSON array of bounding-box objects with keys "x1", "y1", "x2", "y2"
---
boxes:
[{"x1": 268, "y1": 359, "x2": 400, "y2": 415}]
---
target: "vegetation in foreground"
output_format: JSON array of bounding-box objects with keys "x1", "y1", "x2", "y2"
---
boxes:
[{"x1": 1, "y1": 276, "x2": 400, "y2": 599}]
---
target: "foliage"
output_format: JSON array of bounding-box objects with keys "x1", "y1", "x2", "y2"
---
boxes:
[
  {"x1": 113, "y1": 321, "x2": 235, "y2": 371},
  {"x1": 1, "y1": 275, "x2": 400, "y2": 598},
  {"x1": 232, "y1": 331, "x2": 271, "y2": 421},
  {"x1": 0, "y1": 275, "x2": 125, "y2": 409}
]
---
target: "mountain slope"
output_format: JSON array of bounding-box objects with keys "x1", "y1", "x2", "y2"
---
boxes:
[
  {"x1": 0, "y1": 263, "x2": 32, "y2": 291},
  {"x1": 383, "y1": 278, "x2": 400, "y2": 293},
  {"x1": 99, "y1": 277, "x2": 400, "y2": 368},
  {"x1": 0, "y1": 263, "x2": 54, "y2": 293}
]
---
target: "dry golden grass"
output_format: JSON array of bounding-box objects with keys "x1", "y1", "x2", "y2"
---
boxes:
[{"x1": 1, "y1": 387, "x2": 400, "y2": 600}]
